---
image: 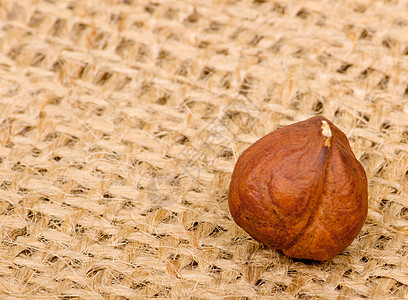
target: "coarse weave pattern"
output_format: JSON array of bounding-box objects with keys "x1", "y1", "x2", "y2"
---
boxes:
[{"x1": 0, "y1": 0, "x2": 407, "y2": 299}]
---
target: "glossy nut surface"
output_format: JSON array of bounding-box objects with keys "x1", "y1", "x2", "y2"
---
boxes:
[{"x1": 228, "y1": 116, "x2": 368, "y2": 261}]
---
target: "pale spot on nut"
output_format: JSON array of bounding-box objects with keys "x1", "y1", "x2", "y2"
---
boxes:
[
  {"x1": 321, "y1": 121, "x2": 332, "y2": 137},
  {"x1": 321, "y1": 120, "x2": 331, "y2": 147}
]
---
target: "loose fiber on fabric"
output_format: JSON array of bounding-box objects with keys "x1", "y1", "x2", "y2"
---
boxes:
[{"x1": 0, "y1": 0, "x2": 407, "y2": 299}]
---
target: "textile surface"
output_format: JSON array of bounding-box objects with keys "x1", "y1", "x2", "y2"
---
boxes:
[{"x1": 0, "y1": 0, "x2": 407, "y2": 299}]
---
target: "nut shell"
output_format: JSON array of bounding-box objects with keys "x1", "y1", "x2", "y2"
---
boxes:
[{"x1": 228, "y1": 116, "x2": 368, "y2": 261}]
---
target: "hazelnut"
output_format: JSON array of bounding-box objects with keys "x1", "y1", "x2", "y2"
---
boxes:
[{"x1": 228, "y1": 116, "x2": 368, "y2": 261}]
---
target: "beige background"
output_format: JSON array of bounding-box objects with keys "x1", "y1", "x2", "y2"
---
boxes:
[{"x1": 0, "y1": 0, "x2": 407, "y2": 299}]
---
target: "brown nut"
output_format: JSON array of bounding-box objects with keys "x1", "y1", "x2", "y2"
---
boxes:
[{"x1": 228, "y1": 116, "x2": 368, "y2": 261}]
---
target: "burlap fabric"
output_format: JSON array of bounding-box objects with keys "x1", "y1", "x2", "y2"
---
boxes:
[{"x1": 0, "y1": 0, "x2": 407, "y2": 299}]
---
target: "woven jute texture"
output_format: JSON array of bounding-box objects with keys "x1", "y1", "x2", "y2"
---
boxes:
[{"x1": 0, "y1": 0, "x2": 407, "y2": 299}]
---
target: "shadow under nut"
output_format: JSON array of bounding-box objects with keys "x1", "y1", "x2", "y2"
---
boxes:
[{"x1": 228, "y1": 116, "x2": 368, "y2": 261}]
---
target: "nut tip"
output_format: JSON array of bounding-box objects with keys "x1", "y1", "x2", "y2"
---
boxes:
[
  {"x1": 321, "y1": 121, "x2": 332, "y2": 138},
  {"x1": 321, "y1": 120, "x2": 331, "y2": 147}
]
